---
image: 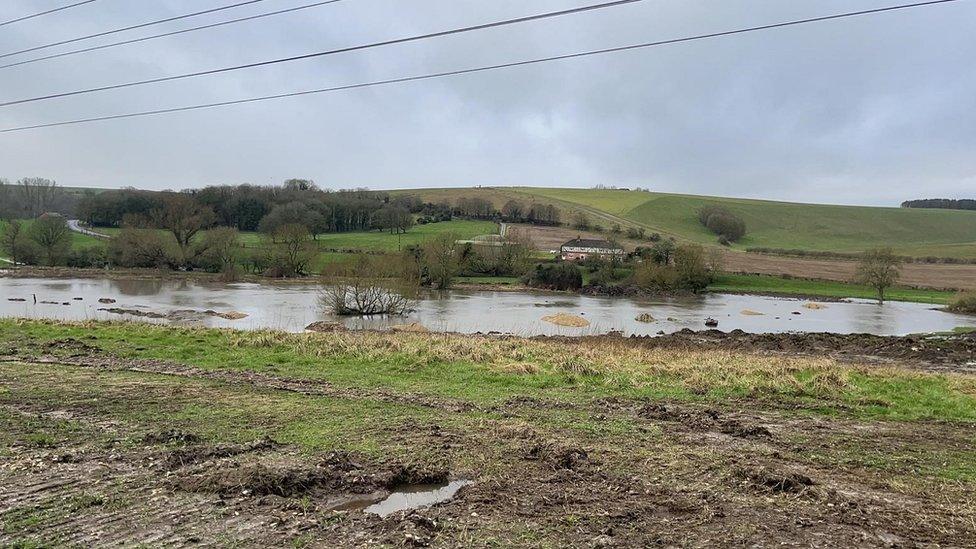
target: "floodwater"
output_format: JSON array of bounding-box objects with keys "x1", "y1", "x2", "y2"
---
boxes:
[
  {"x1": 363, "y1": 480, "x2": 473, "y2": 517},
  {"x1": 1, "y1": 275, "x2": 972, "y2": 336}
]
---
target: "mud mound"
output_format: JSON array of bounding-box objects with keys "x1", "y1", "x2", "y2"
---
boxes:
[
  {"x1": 803, "y1": 302, "x2": 827, "y2": 310},
  {"x1": 638, "y1": 404, "x2": 771, "y2": 439},
  {"x1": 736, "y1": 465, "x2": 815, "y2": 494},
  {"x1": 542, "y1": 313, "x2": 590, "y2": 328},
  {"x1": 305, "y1": 321, "x2": 347, "y2": 332},
  {"x1": 143, "y1": 430, "x2": 201, "y2": 445},
  {"x1": 620, "y1": 329, "x2": 976, "y2": 369},
  {"x1": 42, "y1": 337, "x2": 97, "y2": 357},
  {"x1": 177, "y1": 464, "x2": 329, "y2": 497},
  {"x1": 635, "y1": 313, "x2": 655, "y2": 323},
  {"x1": 98, "y1": 307, "x2": 249, "y2": 322},
  {"x1": 380, "y1": 464, "x2": 449, "y2": 488},
  {"x1": 173, "y1": 451, "x2": 380, "y2": 497},
  {"x1": 525, "y1": 442, "x2": 588, "y2": 470},
  {"x1": 161, "y1": 437, "x2": 279, "y2": 470},
  {"x1": 740, "y1": 309, "x2": 764, "y2": 316}
]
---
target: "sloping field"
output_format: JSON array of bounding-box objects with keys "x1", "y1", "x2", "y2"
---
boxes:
[{"x1": 518, "y1": 188, "x2": 976, "y2": 256}]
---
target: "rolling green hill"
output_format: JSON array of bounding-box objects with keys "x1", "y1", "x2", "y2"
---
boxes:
[{"x1": 403, "y1": 187, "x2": 976, "y2": 258}]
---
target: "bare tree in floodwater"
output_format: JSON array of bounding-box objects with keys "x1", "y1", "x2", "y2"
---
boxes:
[
  {"x1": 855, "y1": 248, "x2": 902, "y2": 304},
  {"x1": 321, "y1": 255, "x2": 419, "y2": 316}
]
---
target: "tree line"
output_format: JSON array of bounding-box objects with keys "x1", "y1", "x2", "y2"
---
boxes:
[
  {"x1": 0, "y1": 178, "x2": 80, "y2": 220},
  {"x1": 900, "y1": 199, "x2": 976, "y2": 211}
]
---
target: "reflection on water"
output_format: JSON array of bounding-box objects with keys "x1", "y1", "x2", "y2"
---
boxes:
[
  {"x1": 1, "y1": 276, "x2": 971, "y2": 336},
  {"x1": 364, "y1": 480, "x2": 473, "y2": 517}
]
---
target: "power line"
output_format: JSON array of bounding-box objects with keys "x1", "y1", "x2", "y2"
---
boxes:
[
  {"x1": 0, "y1": 0, "x2": 99, "y2": 27},
  {"x1": 0, "y1": 0, "x2": 962, "y2": 134},
  {"x1": 0, "y1": 0, "x2": 270, "y2": 60},
  {"x1": 0, "y1": 0, "x2": 347, "y2": 71},
  {"x1": 0, "y1": 0, "x2": 646, "y2": 108}
]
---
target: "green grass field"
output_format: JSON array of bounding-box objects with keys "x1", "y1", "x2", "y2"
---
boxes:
[
  {"x1": 520, "y1": 188, "x2": 976, "y2": 257},
  {"x1": 91, "y1": 220, "x2": 497, "y2": 252}
]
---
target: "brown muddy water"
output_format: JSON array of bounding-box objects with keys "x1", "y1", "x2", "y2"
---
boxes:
[
  {"x1": 1, "y1": 276, "x2": 972, "y2": 336},
  {"x1": 362, "y1": 481, "x2": 473, "y2": 517}
]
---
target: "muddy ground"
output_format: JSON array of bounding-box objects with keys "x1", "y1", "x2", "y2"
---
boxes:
[
  {"x1": 1, "y1": 337, "x2": 975, "y2": 547},
  {"x1": 564, "y1": 329, "x2": 976, "y2": 374}
]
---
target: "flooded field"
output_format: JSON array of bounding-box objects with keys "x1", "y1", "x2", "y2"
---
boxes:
[{"x1": 1, "y1": 276, "x2": 972, "y2": 336}]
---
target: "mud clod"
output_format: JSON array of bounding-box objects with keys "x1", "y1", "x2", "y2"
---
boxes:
[
  {"x1": 736, "y1": 465, "x2": 815, "y2": 494},
  {"x1": 305, "y1": 321, "x2": 347, "y2": 332},
  {"x1": 176, "y1": 462, "x2": 347, "y2": 497},
  {"x1": 525, "y1": 442, "x2": 589, "y2": 470},
  {"x1": 143, "y1": 429, "x2": 202, "y2": 445},
  {"x1": 160, "y1": 437, "x2": 279, "y2": 470}
]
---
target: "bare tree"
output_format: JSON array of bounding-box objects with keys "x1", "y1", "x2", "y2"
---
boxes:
[
  {"x1": 13, "y1": 177, "x2": 61, "y2": 218},
  {"x1": 321, "y1": 255, "x2": 419, "y2": 316},
  {"x1": 151, "y1": 193, "x2": 215, "y2": 263},
  {"x1": 420, "y1": 232, "x2": 460, "y2": 289},
  {"x1": 107, "y1": 228, "x2": 177, "y2": 268},
  {"x1": 501, "y1": 200, "x2": 525, "y2": 221},
  {"x1": 0, "y1": 179, "x2": 12, "y2": 220},
  {"x1": 266, "y1": 223, "x2": 317, "y2": 277},
  {"x1": 28, "y1": 214, "x2": 71, "y2": 265},
  {"x1": 197, "y1": 227, "x2": 241, "y2": 275},
  {"x1": 854, "y1": 248, "x2": 902, "y2": 304}
]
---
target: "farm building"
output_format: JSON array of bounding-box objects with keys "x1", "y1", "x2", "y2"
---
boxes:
[{"x1": 559, "y1": 237, "x2": 625, "y2": 261}]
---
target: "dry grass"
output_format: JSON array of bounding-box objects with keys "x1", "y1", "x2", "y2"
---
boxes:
[{"x1": 227, "y1": 328, "x2": 881, "y2": 396}]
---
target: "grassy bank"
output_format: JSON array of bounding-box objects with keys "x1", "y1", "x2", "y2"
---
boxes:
[
  {"x1": 2, "y1": 319, "x2": 973, "y2": 422},
  {"x1": 710, "y1": 273, "x2": 956, "y2": 304},
  {"x1": 1, "y1": 319, "x2": 974, "y2": 546}
]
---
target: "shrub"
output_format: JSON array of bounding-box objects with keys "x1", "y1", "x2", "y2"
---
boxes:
[
  {"x1": 418, "y1": 233, "x2": 460, "y2": 289},
  {"x1": 697, "y1": 206, "x2": 746, "y2": 242},
  {"x1": 947, "y1": 291, "x2": 976, "y2": 314},
  {"x1": 647, "y1": 238, "x2": 676, "y2": 265},
  {"x1": 525, "y1": 262, "x2": 582, "y2": 291},
  {"x1": 673, "y1": 243, "x2": 714, "y2": 292},
  {"x1": 195, "y1": 227, "x2": 241, "y2": 273},
  {"x1": 66, "y1": 246, "x2": 108, "y2": 268},
  {"x1": 28, "y1": 215, "x2": 71, "y2": 266},
  {"x1": 1, "y1": 220, "x2": 41, "y2": 265},
  {"x1": 631, "y1": 263, "x2": 680, "y2": 292},
  {"x1": 107, "y1": 228, "x2": 177, "y2": 268},
  {"x1": 264, "y1": 224, "x2": 316, "y2": 277}
]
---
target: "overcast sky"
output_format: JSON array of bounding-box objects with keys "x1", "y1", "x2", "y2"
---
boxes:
[{"x1": 0, "y1": 0, "x2": 973, "y2": 205}]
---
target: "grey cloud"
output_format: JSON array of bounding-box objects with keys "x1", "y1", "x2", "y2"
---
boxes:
[{"x1": 0, "y1": 0, "x2": 973, "y2": 205}]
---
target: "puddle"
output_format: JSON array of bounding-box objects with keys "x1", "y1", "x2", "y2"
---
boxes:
[{"x1": 362, "y1": 480, "x2": 472, "y2": 517}]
